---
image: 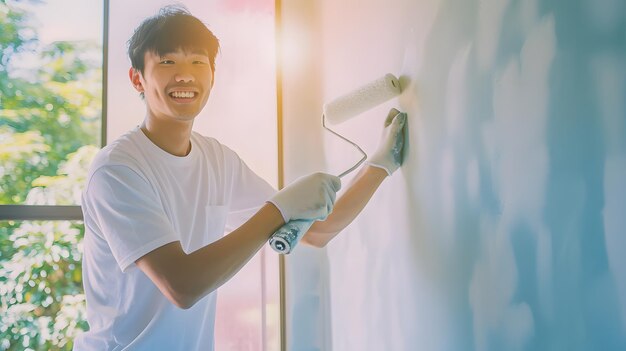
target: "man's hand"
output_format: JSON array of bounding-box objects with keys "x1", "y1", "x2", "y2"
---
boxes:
[
  {"x1": 367, "y1": 108, "x2": 407, "y2": 176},
  {"x1": 268, "y1": 172, "x2": 342, "y2": 222}
]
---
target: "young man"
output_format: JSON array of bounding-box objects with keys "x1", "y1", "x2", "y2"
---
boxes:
[{"x1": 75, "y1": 5, "x2": 406, "y2": 351}]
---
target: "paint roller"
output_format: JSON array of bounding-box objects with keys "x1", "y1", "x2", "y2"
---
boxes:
[{"x1": 269, "y1": 73, "x2": 403, "y2": 254}]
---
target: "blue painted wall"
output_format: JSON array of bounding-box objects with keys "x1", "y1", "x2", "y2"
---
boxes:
[{"x1": 314, "y1": 0, "x2": 626, "y2": 349}]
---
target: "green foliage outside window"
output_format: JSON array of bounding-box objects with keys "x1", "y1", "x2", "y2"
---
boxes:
[{"x1": 1, "y1": 0, "x2": 102, "y2": 349}]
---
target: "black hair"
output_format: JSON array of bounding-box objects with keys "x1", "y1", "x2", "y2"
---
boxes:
[{"x1": 127, "y1": 5, "x2": 220, "y2": 75}]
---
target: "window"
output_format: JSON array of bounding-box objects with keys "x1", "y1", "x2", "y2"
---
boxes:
[
  {"x1": 1, "y1": 0, "x2": 279, "y2": 350},
  {"x1": 107, "y1": 1, "x2": 279, "y2": 349},
  {"x1": 0, "y1": 0, "x2": 104, "y2": 349}
]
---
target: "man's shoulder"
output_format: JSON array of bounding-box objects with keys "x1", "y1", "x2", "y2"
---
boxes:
[{"x1": 90, "y1": 128, "x2": 146, "y2": 173}]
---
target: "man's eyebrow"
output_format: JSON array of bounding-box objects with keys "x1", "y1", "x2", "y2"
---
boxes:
[
  {"x1": 158, "y1": 51, "x2": 175, "y2": 58},
  {"x1": 189, "y1": 49, "x2": 209, "y2": 56},
  {"x1": 158, "y1": 49, "x2": 208, "y2": 57}
]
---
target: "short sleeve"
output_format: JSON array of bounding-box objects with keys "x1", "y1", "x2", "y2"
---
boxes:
[
  {"x1": 224, "y1": 155, "x2": 277, "y2": 232},
  {"x1": 82, "y1": 165, "x2": 178, "y2": 272}
]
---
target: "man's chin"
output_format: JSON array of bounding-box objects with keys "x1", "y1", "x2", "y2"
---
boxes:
[{"x1": 169, "y1": 108, "x2": 201, "y2": 121}]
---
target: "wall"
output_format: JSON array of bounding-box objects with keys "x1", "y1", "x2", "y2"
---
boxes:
[{"x1": 285, "y1": 0, "x2": 626, "y2": 350}]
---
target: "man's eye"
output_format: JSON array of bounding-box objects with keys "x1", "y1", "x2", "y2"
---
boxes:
[
  {"x1": 160, "y1": 60, "x2": 174, "y2": 64},
  {"x1": 193, "y1": 61, "x2": 208, "y2": 65}
]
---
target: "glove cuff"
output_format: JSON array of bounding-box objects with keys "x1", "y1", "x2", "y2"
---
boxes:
[
  {"x1": 365, "y1": 160, "x2": 393, "y2": 176},
  {"x1": 266, "y1": 200, "x2": 290, "y2": 223}
]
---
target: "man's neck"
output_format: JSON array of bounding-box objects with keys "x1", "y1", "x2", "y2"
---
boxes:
[{"x1": 140, "y1": 117, "x2": 193, "y2": 157}]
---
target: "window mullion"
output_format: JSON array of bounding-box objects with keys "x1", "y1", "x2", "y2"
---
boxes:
[{"x1": 0, "y1": 205, "x2": 83, "y2": 221}]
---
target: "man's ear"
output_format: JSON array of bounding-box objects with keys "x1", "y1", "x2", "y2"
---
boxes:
[{"x1": 129, "y1": 68, "x2": 144, "y2": 93}]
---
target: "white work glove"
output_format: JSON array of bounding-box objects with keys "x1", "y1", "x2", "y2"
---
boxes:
[
  {"x1": 366, "y1": 108, "x2": 407, "y2": 176},
  {"x1": 268, "y1": 172, "x2": 342, "y2": 222}
]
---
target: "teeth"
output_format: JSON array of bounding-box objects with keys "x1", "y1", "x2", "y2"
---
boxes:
[{"x1": 170, "y1": 91, "x2": 195, "y2": 98}]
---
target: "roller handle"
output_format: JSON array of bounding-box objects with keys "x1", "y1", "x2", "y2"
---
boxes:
[
  {"x1": 268, "y1": 219, "x2": 315, "y2": 254},
  {"x1": 268, "y1": 114, "x2": 360, "y2": 255},
  {"x1": 269, "y1": 73, "x2": 402, "y2": 254}
]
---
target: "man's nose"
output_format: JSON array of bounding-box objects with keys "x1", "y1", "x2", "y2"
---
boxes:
[{"x1": 175, "y1": 70, "x2": 194, "y2": 83}]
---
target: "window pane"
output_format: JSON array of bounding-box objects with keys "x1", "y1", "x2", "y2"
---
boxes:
[
  {"x1": 0, "y1": 220, "x2": 86, "y2": 351},
  {"x1": 0, "y1": 0, "x2": 103, "y2": 206},
  {"x1": 108, "y1": 1, "x2": 279, "y2": 350}
]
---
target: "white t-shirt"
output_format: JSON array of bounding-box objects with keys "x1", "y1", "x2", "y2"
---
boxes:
[{"x1": 74, "y1": 127, "x2": 276, "y2": 351}]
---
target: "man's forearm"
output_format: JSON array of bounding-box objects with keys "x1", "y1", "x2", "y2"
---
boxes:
[
  {"x1": 186, "y1": 202, "x2": 284, "y2": 288},
  {"x1": 302, "y1": 165, "x2": 388, "y2": 247},
  {"x1": 137, "y1": 202, "x2": 284, "y2": 309}
]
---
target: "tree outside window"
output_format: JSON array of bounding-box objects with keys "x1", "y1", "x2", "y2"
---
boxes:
[{"x1": 0, "y1": 0, "x2": 103, "y2": 349}]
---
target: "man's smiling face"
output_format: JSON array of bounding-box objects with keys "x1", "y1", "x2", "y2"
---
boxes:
[{"x1": 130, "y1": 48, "x2": 214, "y2": 122}]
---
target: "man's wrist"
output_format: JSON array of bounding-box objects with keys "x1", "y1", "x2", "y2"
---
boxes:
[
  {"x1": 262, "y1": 202, "x2": 287, "y2": 227},
  {"x1": 265, "y1": 201, "x2": 289, "y2": 224}
]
